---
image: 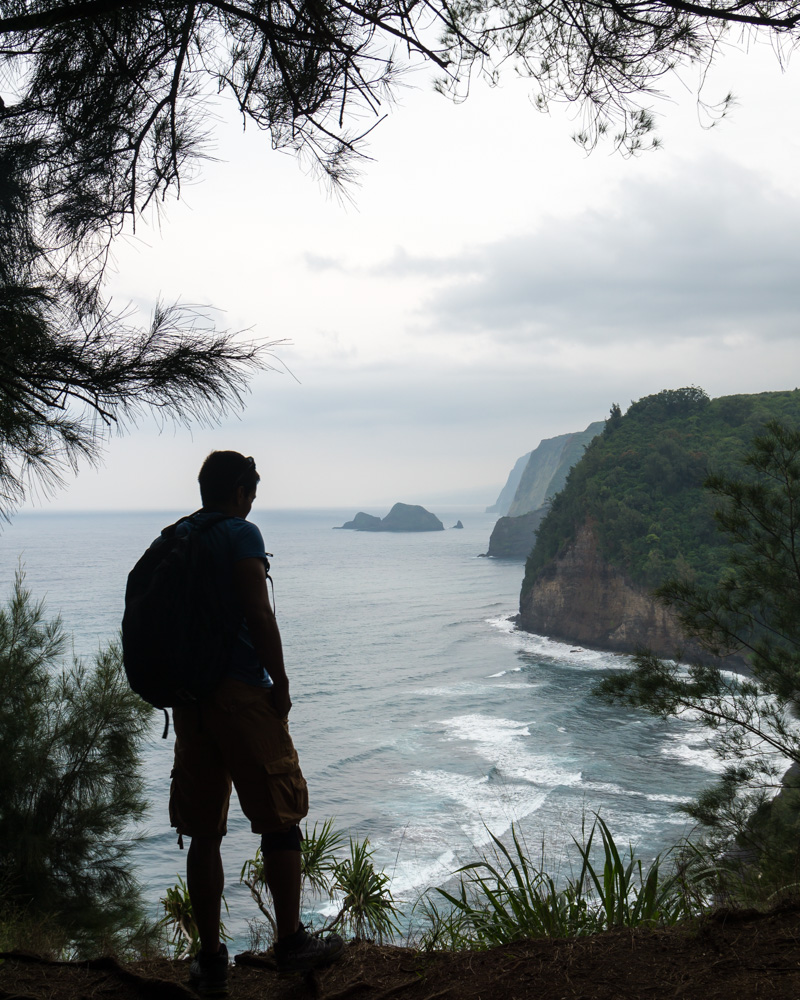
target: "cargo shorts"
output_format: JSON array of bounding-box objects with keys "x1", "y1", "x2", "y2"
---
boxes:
[{"x1": 169, "y1": 677, "x2": 309, "y2": 838}]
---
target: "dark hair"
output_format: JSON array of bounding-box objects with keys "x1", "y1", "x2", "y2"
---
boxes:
[{"x1": 198, "y1": 451, "x2": 260, "y2": 505}]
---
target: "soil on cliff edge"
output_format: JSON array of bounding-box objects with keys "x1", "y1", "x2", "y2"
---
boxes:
[{"x1": 3, "y1": 904, "x2": 800, "y2": 1000}]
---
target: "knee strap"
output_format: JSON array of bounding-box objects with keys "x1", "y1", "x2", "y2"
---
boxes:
[{"x1": 261, "y1": 825, "x2": 303, "y2": 854}]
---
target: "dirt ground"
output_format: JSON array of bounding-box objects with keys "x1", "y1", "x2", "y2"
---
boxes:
[{"x1": 3, "y1": 904, "x2": 800, "y2": 1000}]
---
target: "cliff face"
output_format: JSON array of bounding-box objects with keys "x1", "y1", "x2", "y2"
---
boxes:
[
  {"x1": 508, "y1": 422, "x2": 604, "y2": 518},
  {"x1": 486, "y1": 451, "x2": 531, "y2": 515},
  {"x1": 486, "y1": 421, "x2": 604, "y2": 559},
  {"x1": 518, "y1": 521, "x2": 692, "y2": 658},
  {"x1": 485, "y1": 510, "x2": 547, "y2": 558},
  {"x1": 516, "y1": 388, "x2": 800, "y2": 661},
  {"x1": 507, "y1": 435, "x2": 575, "y2": 518}
]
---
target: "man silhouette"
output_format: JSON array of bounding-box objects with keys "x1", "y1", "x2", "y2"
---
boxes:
[{"x1": 168, "y1": 451, "x2": 342, "y2": 996}]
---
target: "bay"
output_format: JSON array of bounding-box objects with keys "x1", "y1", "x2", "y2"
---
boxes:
[{"x1": 1, "y1": 507, "x2": 719, "y2": 948}]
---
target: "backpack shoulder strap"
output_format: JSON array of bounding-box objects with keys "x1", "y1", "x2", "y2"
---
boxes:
[{"x1": 160, "y1": 511, "x2": 233, "y2": 541}]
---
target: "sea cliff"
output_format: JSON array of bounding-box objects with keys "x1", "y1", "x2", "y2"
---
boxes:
[
  {"x1": 485, "y1": 451, "x2": 531, "y2": 515},
  {"x1": 485, "y1": 509, "x2": 547, "y2": 559},
  {"x1": 486, "y1": 421, "x2": 603, "y2": 559},
  {"x1": 517, "y1": 520, "x2": 691, "y2": 657},
  {"x1": 508, "y1": 422, "x2": 604, "y2": 518},
  {"x1": 517, "y1": 387, "x2": 800, "y2": 660}
]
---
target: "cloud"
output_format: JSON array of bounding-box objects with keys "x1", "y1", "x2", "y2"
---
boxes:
[
  {"x1": 375, "y1": 157, "x2": 800, "y2": 347},
  {"x1": 304, "y1": 252, "x2": 346, "y2": 272},
  {"x1": 368, "y1": 246, "x2": 476, "y2": 280},
  {"x1": 241, "y1": 354, "x2": 680, "y2": 441}
]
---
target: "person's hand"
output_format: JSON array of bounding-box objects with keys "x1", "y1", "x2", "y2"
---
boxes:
[{"x1": 270, "y1": 678, "x2": 292, "y2": 717}]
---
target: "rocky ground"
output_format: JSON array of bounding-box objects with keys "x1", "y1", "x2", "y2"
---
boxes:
[{"x1": 3, "y1": 904, "x2": 800, "y2": 1000}]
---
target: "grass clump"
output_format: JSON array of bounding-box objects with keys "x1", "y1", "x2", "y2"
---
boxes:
[{"x1": 420, "y1": 815, "x2": 717, "y2": 950}]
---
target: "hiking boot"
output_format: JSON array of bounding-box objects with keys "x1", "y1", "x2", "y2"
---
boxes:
[
  {"x1": 274, "y1": 924, "x2": 344, "y2": 973},
  {"x1": 189, "y1": 942, "x2": 230, "y2": 997}
]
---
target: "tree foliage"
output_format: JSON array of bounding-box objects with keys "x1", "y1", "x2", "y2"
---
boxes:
[
  {"x1": 2, "y1": 1, "x2": 800, "y2": 513},
  {"x1": 597, "y1": 422, "x2": 800, "y2": 863},
  {"x1": 2, "y1": 0, "x2": 800, "y2": 271},
  {"x1": 0, "y1": 113, "x2": 281, "y2": 518},
  {"x1": 0, "y1": 293, "x2": 280, "y2": 519},
  {"x1": 0, "y1": 58, "x2": 285, "y2": 519},
  {"x1": 0, "y1": 572, "x2": 154, "y2": 952},
  {"x1": 2, "y1": 0, "x2": 799, "y2": 211}
]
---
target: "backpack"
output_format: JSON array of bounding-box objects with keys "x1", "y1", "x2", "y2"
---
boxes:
[{"x1": 122, "y1": 512, "x2": 242, "y2": 732}]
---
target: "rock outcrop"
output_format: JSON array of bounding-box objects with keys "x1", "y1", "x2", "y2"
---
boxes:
[
  {"x1": 485, "y1": 509, "x2": 547, "y2": 559},
  {"x1": 335, "y1": 511, "x2": 382, "y2": 530},
  {"x1": 380, "y1": 503, "x2": 444, "y2": 532},
  {"x1": 519, "y1": 520, "x2": 702, "y2": 659},
  {"x1": 451, "y1": 520, "x2": 464, "y2": 529},
  {"x1": 336, "y1": 503, "x2": 444, "y2": 532}
]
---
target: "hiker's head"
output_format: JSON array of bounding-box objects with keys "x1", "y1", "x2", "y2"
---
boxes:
[{"x1": 198, "y1": 451, "x2": 261, "y2": 510}]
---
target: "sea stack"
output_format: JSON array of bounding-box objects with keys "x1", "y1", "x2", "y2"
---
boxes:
[{"x1": 336, "y1": 502, "x2": 444, "y2": 532}]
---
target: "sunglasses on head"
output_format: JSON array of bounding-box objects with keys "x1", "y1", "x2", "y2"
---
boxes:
[{"x1": 232, "y1": 456, "x2": 256, "y2": 487}]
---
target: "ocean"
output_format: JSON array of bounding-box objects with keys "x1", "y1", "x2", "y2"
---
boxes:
[{"x1": 1, "y1": 507, "x2": 722, "y2": 948}]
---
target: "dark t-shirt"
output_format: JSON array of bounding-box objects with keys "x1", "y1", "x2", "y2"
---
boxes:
[{"x1": 172, "y1": 513, "x2": 273, "y2": 688}]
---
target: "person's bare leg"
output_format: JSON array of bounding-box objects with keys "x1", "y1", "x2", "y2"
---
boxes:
[
  {"x1": 187, "y1": 835, "x2": 224, "y2": 953},
  {"x1": 262, "y1": 849, "x2": 302, "y2": 939}
]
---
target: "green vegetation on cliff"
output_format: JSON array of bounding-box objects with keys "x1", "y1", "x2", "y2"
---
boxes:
[{"x1": 522, "y1": 387, "x2": 800, "y2": 598}]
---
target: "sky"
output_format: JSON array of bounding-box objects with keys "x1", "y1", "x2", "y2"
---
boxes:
[{"x1": 17, "y1": 34, "x2": 800, "y2": 512}]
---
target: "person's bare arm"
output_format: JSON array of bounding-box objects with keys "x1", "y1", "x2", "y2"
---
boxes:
[{"x1": 233, "y1": 557, "x2": 291, "y2": 716}]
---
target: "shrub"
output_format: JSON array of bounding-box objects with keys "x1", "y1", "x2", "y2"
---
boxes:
[
  {"x1": 0, "y1": 572, "x2": 153, "y2": 955},
  {"x1": 241, "y1": 818, "x2": 401, "y2": 944}
]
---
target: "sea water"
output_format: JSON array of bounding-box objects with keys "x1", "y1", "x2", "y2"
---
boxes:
[{"x1": 1, "y1": 507, "x2": 721, "y2": 948}]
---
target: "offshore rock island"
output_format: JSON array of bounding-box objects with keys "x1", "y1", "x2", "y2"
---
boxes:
[{"x1": 335, "y1": 502, "x2": 444, "y2": 532}]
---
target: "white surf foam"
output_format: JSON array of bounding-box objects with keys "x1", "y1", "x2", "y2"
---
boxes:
[
  {"x1": 581, "y1": 778, "x2": 692, "y2": 806},
  {"x1": 434, "y1": 712, "x2": 584, "y2": 789},
  {"x1": 398, "y1": 767, "x2": 550, "y2": 848},
  {"x1": 660, "y1": 733, "x2": 727, "y2": 773},
  {"x1": 485, "y1": 618, "x2": 631, "y2": 672},
  {"x1": 381, "y1": 846, "x2": 457, "y2": 898},
  {"x1": 442, "y1": 713, "x2": 533, "y2": 744},
  {"x1": 646, "y1": 792, "x2": 693, "y2": 804},
  {"x1": 488, "y1": 666, "x2": 523, "y2": 678},
  {"x1": 416, "y1": 681, "x2": 501, "y2": 698},
  {"x1": 582, "y1": 779, "x2": 639, "y2": 797}
]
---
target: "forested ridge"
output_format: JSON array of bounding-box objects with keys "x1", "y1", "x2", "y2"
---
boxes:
[{"x1": 522, "y1": 387, "x2": 800, "y2": 598}]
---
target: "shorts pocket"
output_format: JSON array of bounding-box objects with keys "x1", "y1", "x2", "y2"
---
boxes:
[
  {"x1": 262, "y1": 765, "x2": 309, "y2": 828},
  {"x1": 263, "y1": 751, "x2": 301, "y2": 775}
]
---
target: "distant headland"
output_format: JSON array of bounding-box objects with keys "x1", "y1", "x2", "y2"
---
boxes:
[{"x1": 335, "y1": 502, "x2": 444, "y2": 532}]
